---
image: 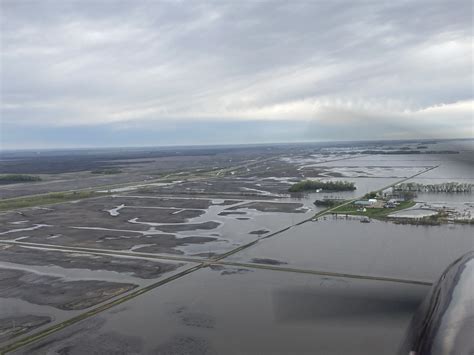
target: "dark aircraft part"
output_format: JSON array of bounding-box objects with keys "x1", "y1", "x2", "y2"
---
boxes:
[{"x1": 400, "y1": 251, "x2": 474, "y2": 355}]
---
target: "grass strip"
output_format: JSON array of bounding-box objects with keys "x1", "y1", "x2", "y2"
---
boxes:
[
  {"x1": 0, "y1": 191, "x2": 107, "y2": 211},
  {"x1": 330, "y1": 200, "x2": 417, "y2": 219}
]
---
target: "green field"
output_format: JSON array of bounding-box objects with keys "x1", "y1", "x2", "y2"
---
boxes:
[
  {"x1": 331, "y1": 200, "x2": 417, "y2": 219},
  {"x1": 0, "y1": 191, "x2": 107, "y2": 211}
]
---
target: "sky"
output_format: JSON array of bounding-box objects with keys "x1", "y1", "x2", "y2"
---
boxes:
[{"x1": 0, "y1": 0, "x2": 472, "y2": 149}]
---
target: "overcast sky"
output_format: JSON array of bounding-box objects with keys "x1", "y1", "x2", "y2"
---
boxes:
[{"x1": 1, "y1": 0, "x2": 472, "y2": 149}]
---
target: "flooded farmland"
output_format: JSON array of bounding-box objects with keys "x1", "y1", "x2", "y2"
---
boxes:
[
  {"x1": 10, "y1": 267, "x2": 429, "y2": 355},
  {"x1": 0, "y1": 139, "x2": 472, "y2": 353},
  {"x1": 226, "y1": 218, "x2": 474, "y2": 282}
]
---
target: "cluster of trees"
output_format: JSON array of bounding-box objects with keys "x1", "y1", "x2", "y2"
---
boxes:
[
  {"x1": 394, "y1": 182, "x2": 472, "y2": 193},
  {"x1": 313, "y1": 199, "x2": 344, "y2": 207},
  {"x1": 364, "y1": 191, "x2": 378, "y2": 199},
  {"x1": 0, "y1": 174, "x2": 42, "y2": 184},
  {"x1": 289, "y1": 180, "x2": 356, "y2": 193}
]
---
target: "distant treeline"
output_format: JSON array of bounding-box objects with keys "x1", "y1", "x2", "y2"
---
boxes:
[
  {"x1": 394, "y1": 182, "x2": 473, "y2": 193},
  {"x1": 289, "y1": 180, "x2": 356, "y2": 193},
  {"x1": 0, "y1": 174, "x2": 42, "y2": 184},
  {"x1": 342, "y1": 150, "x2": 459, "y2": 155}
]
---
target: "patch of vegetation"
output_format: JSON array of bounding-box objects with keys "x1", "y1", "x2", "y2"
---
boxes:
[
  {"x1": 289, "y1": 180, "x2": 356, "y2": 193},
  {"x1": 90, "y1": 168, "x2": 123, "y2": 175},
  {"x1": 394, "y1": 182, "x2": 472, "y2": 193},
  {"x1": 391, "y1": 213, "x2": 445, "y2": 226},
  {"x1": 339, "y1": 150, "x2": 458, "y2": 155},
  {"x1": 331, "y1": 200, "x2": 416, "y2": 219},
  {"x1": 453, "y1": 219, "x2": 474, "y2": 225},
  {"x1": 0, "y1": 174, "x2": 42, "y2": 184},
  {"x1": 313, "y1": 199, "x2": 344, "y2": 207},
  {"x1": 0, "y1": 191, "x2": 107, "y2": 211},
  {"x1": 363, "y1": 191, "x2": 378, "y2": 199}
]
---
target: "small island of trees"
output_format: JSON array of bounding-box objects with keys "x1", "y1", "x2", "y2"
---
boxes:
[
  {"x1": 313, "y1": 199, "x2": 344, "y2": 207},
  {"x1": 289, "y1": 180, "x2": 356, "y2": 193}
]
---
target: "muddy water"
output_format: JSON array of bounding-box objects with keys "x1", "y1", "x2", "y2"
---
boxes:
[
  {"x1": 103, "y1": 197, "x2": 319, "y2": 257},
  {"x1": 101, "y1": 176, "x2": 398, "y2": 257},
  {"x1": 226, "y1": 218, "x2": 474, "y2": 282},
  {"x1": 414, "y1": 192, "x2": 473, "y2": 203},
  {"x1": 12, "y1": 267, "x2": 429, "y2": 355},
  {"x1": 307, "y1": 150, "x2": 473, "y2": 181},
  {"x1": 0, "y1": 172, "x2": 417, "y2": 259},
  {"x1": 172, "y1": 204, "x2": 312, "y2": 255},
  {"x1": 0, "y1": 196, "x2": 318, "y2": 259},
  {"x1": 0, "y1": 297, "x2": 75, "y2": 338},
  {"x1": 0, "y1": 256, "x2": 196, "y2": 348},
  {"x1": 0, "y1": 259, "x2": 160, "y2": 287}
]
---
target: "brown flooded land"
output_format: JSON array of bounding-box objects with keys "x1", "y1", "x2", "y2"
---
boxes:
[{"x1": 0, "y1": 140, "x2": 472, "y2": 354}]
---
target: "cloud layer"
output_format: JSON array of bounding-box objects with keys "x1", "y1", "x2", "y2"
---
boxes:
[{"x1": 1, "y1": 0, "x2": 472, "y2": 148}]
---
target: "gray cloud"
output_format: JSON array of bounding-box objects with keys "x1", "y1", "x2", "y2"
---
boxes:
[{"x1": 0, "y1": 0, "x2": 472, "y2": 146}]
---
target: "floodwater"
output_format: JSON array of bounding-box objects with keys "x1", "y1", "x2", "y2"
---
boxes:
[
  {"x1": 97, "y1": 196, "x2": 318, "y2": 257},
  {"x1": 0, "y1": 253, "x2": 196, "y2": 348},
  {"x1": 2, "y1": 143, "x2": 473, "y2": 353},
  {"x1": 0, "y1": 196, "x2": 317, "y2": 259},
  {"x1": 314, "y1": 165, "x2": 425, "y2": 178},
  {"x1": 12, "y1": 266, "x2": 429, "y2": 355},
  {"x1": 415, "y1": 191, "x2": 473, "y2": 203},
  {"x1": 226, "y1": 218, "x2": 474, "y2": 282},
  {"x1": 97, "y1": 182, "x2": 180, "y2": 193},
  {"x1": 313, "y1": 150, "x2": 473, "y2": 183}
]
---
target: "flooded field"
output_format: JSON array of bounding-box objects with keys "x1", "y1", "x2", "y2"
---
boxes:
[
  {"x1": 0, "y1": 195, "x2": 315, "y2": 258},
  {"x1": 226, "y1": 218, "x2": 474, "y2": 282},
  {"x1": 0, "y1": 139, "x2": 472, "y2": 353},
  {"x1": 0, "y1": 244, "x2": 194, "y2": 347},
  {"x1": 10, "y1": 267, "x2": 429, "y2": 355}
]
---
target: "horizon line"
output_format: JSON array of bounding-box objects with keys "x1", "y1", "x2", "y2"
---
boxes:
[{"x1": 1, "y1": 137, "x2": 472, "y2": 153}]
